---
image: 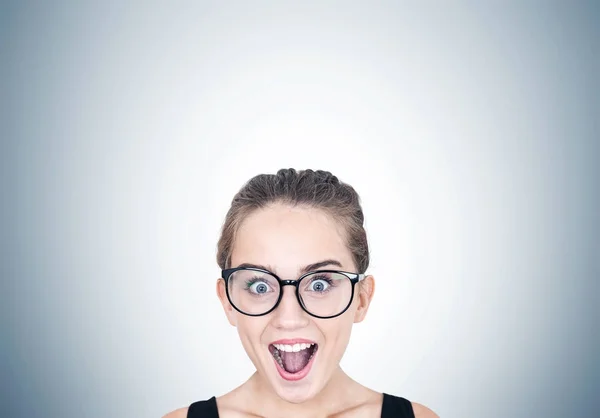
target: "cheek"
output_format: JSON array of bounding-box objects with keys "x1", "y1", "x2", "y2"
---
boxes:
[
  {"x1": 321, "y1": 316, "x2": 354, "y2": 348},
  {"x1": 236, "y1": 316, "x2": 269, "y2": 346}
]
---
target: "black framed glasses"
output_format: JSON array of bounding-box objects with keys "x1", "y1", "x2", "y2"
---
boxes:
[{"x1": 222, "y1": 267, "x2": 366, "y2": 319}]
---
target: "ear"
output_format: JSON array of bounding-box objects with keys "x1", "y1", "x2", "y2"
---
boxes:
[
  {"x1": 216, "y1": 278, "x2": 237, "y2": 327},
  {"x1": 353, "y1": 275, "x2": 375, "y2": 323}
]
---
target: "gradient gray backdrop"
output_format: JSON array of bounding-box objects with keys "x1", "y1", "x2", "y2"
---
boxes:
[{"x1": 2, "y1": 1, "x2": 599, "y2": 417}]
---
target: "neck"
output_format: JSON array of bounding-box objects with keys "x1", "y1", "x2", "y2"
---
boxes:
[{"x1": 245, "y1": 366, "x2": 361, "y2": 417}]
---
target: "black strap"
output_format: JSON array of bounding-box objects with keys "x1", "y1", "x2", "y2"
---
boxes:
[
  {"x1": 187, "y1": 396, "x2": 219, "y2": 418},
  {"x1": 381, "y1": 393, "x2": 415, "y2": 418},
  {"x1": 187, "y1": 393, "x2": 412, "y2": 417}
]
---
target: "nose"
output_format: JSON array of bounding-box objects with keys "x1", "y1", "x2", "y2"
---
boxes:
[{"x1": 270, "y1": 285, "x2": 310, "y2": 330}]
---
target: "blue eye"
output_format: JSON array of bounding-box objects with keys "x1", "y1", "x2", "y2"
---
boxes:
[
  {"x1": 307, "y1": 278, "x2": 332, "y2": 293},
  {"x1": 246, "y1": 279, "x2": 272, "y2": 295}
]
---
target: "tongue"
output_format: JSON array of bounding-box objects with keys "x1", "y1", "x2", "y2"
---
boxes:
[{"x1": 280, "y1": 350, "x2": 311, "y2": 373}]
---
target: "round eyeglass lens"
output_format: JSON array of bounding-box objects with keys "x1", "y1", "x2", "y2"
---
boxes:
[
  {"x1": 227, "y1": 269, "x2": 280, "y2": 315},
  {"x1": 298, "y1": 272, "x2": 353, "y2": 317}
]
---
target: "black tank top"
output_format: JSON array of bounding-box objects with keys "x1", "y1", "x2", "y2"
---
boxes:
[{"x1": 187, "y1": 393, "x2": 414, "y2": 417}]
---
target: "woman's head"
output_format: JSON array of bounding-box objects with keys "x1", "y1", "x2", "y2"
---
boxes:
[{"x1": 215, "y1": 169, "x2": 375, "y2": 403}]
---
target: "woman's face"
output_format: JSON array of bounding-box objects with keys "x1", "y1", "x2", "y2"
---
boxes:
[{"x1": 217, "y1": 203, "x2": 373, "y2": 403}]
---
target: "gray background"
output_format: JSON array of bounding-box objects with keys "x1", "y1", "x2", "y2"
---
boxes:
[{"x1": 2, "y1": 1, "x2": 598, "y2": 417}]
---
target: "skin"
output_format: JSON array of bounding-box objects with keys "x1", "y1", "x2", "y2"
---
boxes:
[{"x1": 165, "y1": 203, "x2": 438, "y2": 418}]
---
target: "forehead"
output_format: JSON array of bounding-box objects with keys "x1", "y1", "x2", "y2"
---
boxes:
[{"x1": 230, "y1": 204, "x2": 354, "y2": 274}]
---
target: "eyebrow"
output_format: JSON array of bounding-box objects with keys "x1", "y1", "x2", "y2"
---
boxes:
[
  {"x1": 233, "y1": 259, "x2": 343, "y2": 275},
  {"x1": 301, "y1": 259, "x2": 343, "y2": 273},
  {"x1": 235, "y1": 262, "x2": 273, "y2": 271}
]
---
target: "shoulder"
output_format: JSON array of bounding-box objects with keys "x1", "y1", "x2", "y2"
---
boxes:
[
  {"x1": 162, "y1": 407, "x2": 188, "y2": 418},
  {"x1": 411, "y1": 401, "x2": 439, "y2": 418},
  {"x1": 384, "y1": 393, "x2": 438, "y2": 418},
  {"x1": 163, "y1": 396, "x2": 221, "y2": 418}
]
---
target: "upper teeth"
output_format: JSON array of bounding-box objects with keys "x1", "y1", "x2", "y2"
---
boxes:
[{"x1": 274, "y1": 343, "x2": 314, "y2": 352}]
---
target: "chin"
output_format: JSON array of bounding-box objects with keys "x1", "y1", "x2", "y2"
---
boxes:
[{"x1": 269, "y1": 372, "x2": 326, "y2": 404}]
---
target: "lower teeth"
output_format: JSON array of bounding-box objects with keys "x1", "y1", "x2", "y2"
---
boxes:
[
  {"x1": 272, "y1": 350, "x2": 284, "y2": 368},
  {"x1": 275, "y1": 353, "x2": 284, "y2": 368}
]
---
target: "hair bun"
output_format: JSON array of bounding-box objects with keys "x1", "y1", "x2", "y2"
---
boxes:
[{"x1": 313, "y1": 170, "x2": 339, "y2": 184}]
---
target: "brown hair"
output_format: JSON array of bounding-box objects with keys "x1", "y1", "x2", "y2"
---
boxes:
[{"x1": 216, "y1": 168, "x2": 370, "y2": 273}]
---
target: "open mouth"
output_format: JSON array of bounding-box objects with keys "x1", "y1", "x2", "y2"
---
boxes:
[{"x1": 268, "y1": 342, "x2": 318, "y2": 380}]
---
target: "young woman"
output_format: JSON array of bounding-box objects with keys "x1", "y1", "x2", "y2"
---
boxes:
[{"x1": 165, "y1": 169, "x2": 438, "y2": 418}]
